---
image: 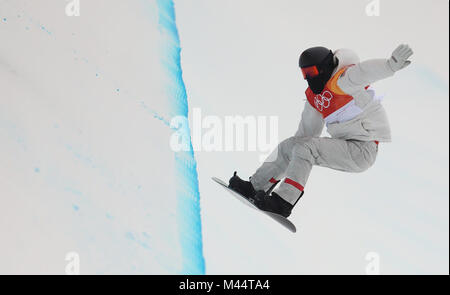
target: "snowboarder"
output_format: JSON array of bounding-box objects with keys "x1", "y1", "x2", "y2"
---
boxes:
[{"x1": 229, "y1": 44, "x2": 414, "y2": 218}]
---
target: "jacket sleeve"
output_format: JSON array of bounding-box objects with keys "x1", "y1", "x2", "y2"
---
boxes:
[
  {"x1": 337, "y1": 59, "x2": 395, "y2": 93},
  {"x1": 295, "y1": 101, "x2": 324, "y2": 138}
]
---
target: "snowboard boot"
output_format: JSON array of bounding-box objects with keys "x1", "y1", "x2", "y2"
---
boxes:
[
  {"x1": 228, "y1": 171, "x2": 257, "y2": 200},
  {"x1": 253, "y1": 191, "x2": 301, "y2": 218},
  {"x1": 266, "y1": 179, "x2": 280, "y2": 194}
]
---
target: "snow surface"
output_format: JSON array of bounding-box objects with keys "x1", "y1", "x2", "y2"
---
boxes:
[{"x1": 0, "y1": 0, "x2": 204, "y2": 274}]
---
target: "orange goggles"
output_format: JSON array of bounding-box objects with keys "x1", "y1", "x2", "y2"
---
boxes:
[{"x1": 301, "y1": 65, "x2": 319, "y2": 79}]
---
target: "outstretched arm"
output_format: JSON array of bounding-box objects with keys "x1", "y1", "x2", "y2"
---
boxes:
[
  {"x1": 295, "y1": 102, "x2": 324, "y2": 138},
  {"x1": 338, "y1": 44, "x2": 414, "y2": 92}
]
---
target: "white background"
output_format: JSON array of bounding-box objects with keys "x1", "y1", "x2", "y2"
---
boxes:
[{"x1": 176, "y1": 0, "x2": 449, "y2": 274}]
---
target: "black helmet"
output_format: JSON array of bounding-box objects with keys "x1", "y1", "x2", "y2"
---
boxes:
[{"x1": 299, "y1": 46, "x2": 338, "y2": 94}]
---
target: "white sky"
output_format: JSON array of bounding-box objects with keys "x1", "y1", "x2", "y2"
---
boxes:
[{"x1": 176, "y1": 0, "x2": 449, "y2": 274}]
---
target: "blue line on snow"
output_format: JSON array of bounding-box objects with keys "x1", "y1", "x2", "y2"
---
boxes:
[{"x1": 156, "y1": 0, "x2": 206, "y2": 275}]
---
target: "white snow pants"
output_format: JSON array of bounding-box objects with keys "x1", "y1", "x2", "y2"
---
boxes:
[{"x1": 250, "y1": 137, "x2": 379, "y2": 205}]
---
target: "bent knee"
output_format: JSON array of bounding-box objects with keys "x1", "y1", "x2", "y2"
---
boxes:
[
  {"x1": 355, "y1": 155, "x2": 377, "y2": 172},
  {"x1": 355, "y1": 162, "x2": 371, "y2": 173},
  {"x1": 350, "y1": 141, "x2": 378, "y2": 172}
]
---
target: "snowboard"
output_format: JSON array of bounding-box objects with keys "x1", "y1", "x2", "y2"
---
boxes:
[{"x1": 212, "y1": 177, "x2": 297, "y2": 233}]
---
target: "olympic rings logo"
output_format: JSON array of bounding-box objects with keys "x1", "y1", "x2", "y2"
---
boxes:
[{"x1": 314, "y1": 91, "x2": 333, "y2": 111}]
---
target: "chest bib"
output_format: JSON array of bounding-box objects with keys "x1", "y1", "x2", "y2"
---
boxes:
[{"x1": 306, "y1": 66, "x2": 363, "y2": 124}]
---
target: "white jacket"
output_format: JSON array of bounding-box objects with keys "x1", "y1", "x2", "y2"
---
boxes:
[{"x1": 295, "y1": 49, "x2": 395, "y2": 142}]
